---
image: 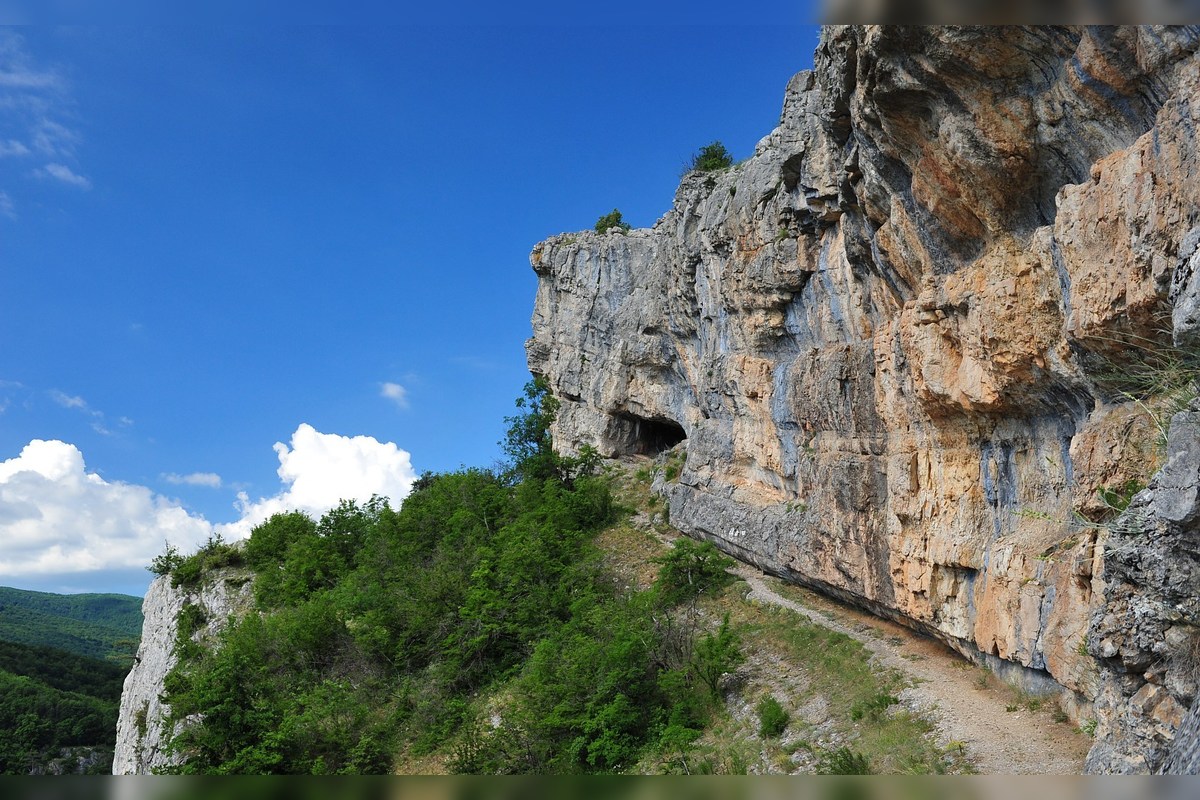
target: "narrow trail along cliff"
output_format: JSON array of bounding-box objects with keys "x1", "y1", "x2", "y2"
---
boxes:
[{"x1": 736, "y1": 565, "x2": 1092, "y2": 774}]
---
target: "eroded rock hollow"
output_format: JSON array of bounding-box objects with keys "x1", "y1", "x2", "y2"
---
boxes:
[{"x1": 526, "y1": 25, "x2": 1200, "y2": 773}]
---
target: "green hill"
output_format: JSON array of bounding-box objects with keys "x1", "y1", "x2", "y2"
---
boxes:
[
  {"x1": 0, "y1": 586, "x2": 142, "y2": 666},
  {"x1": 0, "y1": 639, "x2": 127, "y2": 774}
]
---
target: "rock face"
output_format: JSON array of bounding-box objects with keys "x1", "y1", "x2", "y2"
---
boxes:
[
  {"x1": 527, "y1": 25, "x2": 1200, "y2": 773},
  {"x1": 1086, "y1": 403, "x2": 1200, "y2": 774},
  {"x1": 113, "y1": 570, "x2": 253, "y2": 775}
]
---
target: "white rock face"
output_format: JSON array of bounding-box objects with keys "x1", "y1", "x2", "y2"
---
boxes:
[{"x1": 113, "y1": 570, "x2": 254, "y2": 774}]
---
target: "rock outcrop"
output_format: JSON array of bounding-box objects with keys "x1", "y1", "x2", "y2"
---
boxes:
[
  {"x1": 527, "y1": 25, "x2": 1200, "y2": 773},
  {"x1": 113, "y1": 569, "x2": 253, "y2": 775}
]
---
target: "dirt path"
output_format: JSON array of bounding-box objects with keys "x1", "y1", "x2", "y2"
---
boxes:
[{"x1": 735, "y1": 565, "x2": 1093, "y2": 774}]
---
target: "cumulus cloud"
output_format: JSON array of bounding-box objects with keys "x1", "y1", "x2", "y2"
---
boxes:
[
  {"x1": 37, "y1": 162, "x2": 91, "y2": 189},
  {"x1": 0, "y1": 424, "x2": 418, "y2": 591},
  {"x1": 221, "y1": 424, "x2": 417, "y2": 538},
  {"x1": 0, "y1": 440, "x2": 214, "y2": 578},
  {"x1": 380, "y1": 381, "x2": 409, "y2": 409},
  {"x1": 162, "y1": 472, "x2": 222, "y2": 488}
]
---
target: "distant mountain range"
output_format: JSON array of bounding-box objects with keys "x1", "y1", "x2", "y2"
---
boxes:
[{"x1": 0, "y1": 586, "x2": 143, "y2": 774}]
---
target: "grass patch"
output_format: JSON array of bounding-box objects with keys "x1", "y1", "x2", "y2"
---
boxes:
[{"x1": 729, "y1": 601, "x2": 965, "y2": 773}]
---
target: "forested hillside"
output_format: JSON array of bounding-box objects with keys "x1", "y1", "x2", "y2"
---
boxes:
[
  {"x1": 0, "y1": 640, "x2": 128, "y2": 774},
  {"x1": 0, "y1": 587, "x2": 142, "y2": 665},
  {"x1": 0, "y1": 586, "x2": 141, "y2": 773}
]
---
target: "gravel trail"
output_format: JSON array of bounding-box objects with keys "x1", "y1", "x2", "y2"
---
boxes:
[{"x1": 736, "y1": 565, "x2": 1092, "y2": 774}]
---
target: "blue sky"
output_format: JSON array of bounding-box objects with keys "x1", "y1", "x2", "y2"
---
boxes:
[{"x1": 0, "y1": 20, "x2": 820, "y2": 596}]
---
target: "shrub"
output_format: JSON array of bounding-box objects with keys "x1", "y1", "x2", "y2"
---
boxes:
[
  {"x1": 595, "y1": 209, "x2": 631, "y2": 234},
  {"x1": 148, "y1": 541, "x2": 184, "y2": 576},
  {"x1": 756, "y1": 696, "x2": 789, "y2": 737},
  {"x1": 685, "y1": 141, "x2": 733, "y2": 174},
  {"x1": 654, "y1": 538, "x2": 736, "y2": 607}
]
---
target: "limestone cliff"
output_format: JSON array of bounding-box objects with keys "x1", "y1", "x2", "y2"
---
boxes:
[
  {"x1": 113, "y1": 569, "x2": 253, "y2": 774},
  {"x1": 527, "y1": 25, "x2": 1200, "y2": 773}
]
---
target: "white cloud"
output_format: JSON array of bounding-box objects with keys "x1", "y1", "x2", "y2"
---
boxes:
[
  {"x1": 37, "y1": 162, "x2": 91, "y2": 189},
  {"x1": 0, "y1": 425, "x2": 417, "y2": 589},
  {"x1": 380, "y1": 381, "x2": 409, "y2": 409},
  {"x1": 0, "y1": 440, "x2": 214, "y2": 578},
  {"x1": 162, "y1": 472, "x2": 222, "y2": 488},
  {"x1": 0, "y1": 189, "x2": 12, "y2": 219},
  {"x1": 0, "y1": 138, "x2": 29, "y2": 156},
  {"x1": 221, "y1": 424, "x2": 417, "y2": 538}
]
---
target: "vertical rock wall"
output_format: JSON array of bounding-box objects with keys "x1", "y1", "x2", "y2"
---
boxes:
[
  {"x1": 113, "y1": 570, "x2": 253, "y2": 774},
  {"x1": 527, "y1": 25, "x2": 1200, "y2": 772}
]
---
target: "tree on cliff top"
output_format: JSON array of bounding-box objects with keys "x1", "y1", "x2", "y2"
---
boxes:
[{"x1": 684, "y1": 141, "x2": 733, "y2": 174}]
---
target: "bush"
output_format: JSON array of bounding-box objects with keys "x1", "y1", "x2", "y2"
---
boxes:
[
  {"x1": 685, "y1": 141, "x2": 733, "y2": 174},
  {"x1": 756, "y1": 696, "x2": 789, "y2": 737},
  {"x1": 594, "y1": 209, "x2": 631, "y2": 234}
]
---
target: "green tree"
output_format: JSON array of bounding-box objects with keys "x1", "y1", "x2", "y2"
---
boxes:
[
  {"x1": 654, "y1": 538, "x2": 736, "y2": 607},
  {"x1": 594, "y1": 209, "x2": 631, "y2": 234},
  {"x1": 685, "y1": 141, "x2": 733, "y2": 173}
]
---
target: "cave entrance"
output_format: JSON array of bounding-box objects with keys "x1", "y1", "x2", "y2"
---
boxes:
[{"x1": 618, "y1": 414, "x2": 687, "y2": 456}]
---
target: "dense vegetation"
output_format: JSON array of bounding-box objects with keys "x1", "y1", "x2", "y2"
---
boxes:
[
  {"x1": 0, "y1": 587, "x2": 142, "y2": 665},
  {"x1": 0, "y1": 640, "x2": 126, "y2": 774},
  {"x1": 158, "y1": 380, "x2": 742, "y2": 774}
]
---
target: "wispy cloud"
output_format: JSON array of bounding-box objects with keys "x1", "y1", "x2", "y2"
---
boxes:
[
  {"x1": 380, "y1": 381, "x2": 409, "y2": 409},
  {"x1": 47, "y1": 389, "x2": 126, "y2": 436},
  {"x1": 162, "y1": 472, "x2": 223, "y2": 489},
  {"x1": 49, "y1": 390, "x2": 87, "y2": 410},
  {"x1": 37, "y1": 162, "x2": 90, "y2": 189},
  {"x1": 0, "y1": 30, "x2": 87, "y2": 204},
  {"x1": 0, "y1": 189, "x2": 13, "y2": 219},
  {"x1": 0, "y1": 138, "x2": 28, "y2": 156}
]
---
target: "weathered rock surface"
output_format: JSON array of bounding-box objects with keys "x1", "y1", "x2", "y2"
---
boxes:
[
  {"x1": 113, "y1": 570, "x2": 253, "y2": 774},
  {"x1": 1086, "y1": 403, "x2": 1200, "y2": 774},
  {"x1": 527, "y1": 25, "x2": 1200, "y2": 773}
]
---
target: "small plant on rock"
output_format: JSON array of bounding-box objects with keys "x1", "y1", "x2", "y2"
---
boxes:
[{"x1": 595, "y1": 208, "x2": 631, "y2": 234}]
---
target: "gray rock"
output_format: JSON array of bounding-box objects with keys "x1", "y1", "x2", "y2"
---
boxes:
[{"x1": 112, "y1": 569, "x2": 254, "y2": 774}]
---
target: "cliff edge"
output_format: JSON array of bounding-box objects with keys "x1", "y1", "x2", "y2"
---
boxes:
[{"x1": 527, "y1": 25, "x2": 1200, "y2": 774}]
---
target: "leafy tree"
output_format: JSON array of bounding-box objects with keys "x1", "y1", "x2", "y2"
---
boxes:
[
  {"x1": 594, "y1": 209, "x2": 631, "y2": 234},
  {"x1": 691, "y1": 614, "x2": 744, "y2": 699},
  {"x1": 653, "y1": 538, "x2": 736, "y2": 607},
  {"x1": 685, "y1": 141, "x2": 733, "y2": 173}
]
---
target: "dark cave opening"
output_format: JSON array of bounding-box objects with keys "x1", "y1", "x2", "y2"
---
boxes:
[{"x1": 617, "y1": 414, "x2": 687, "y2": 456}]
